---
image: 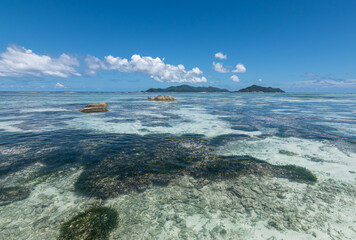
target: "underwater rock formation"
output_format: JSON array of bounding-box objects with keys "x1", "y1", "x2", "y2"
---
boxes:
[
  {"x1": 78, "y1": 102, "x2": 108, "y2": 113},
  {"x1": 58, "y1": 207, "x2": 118, "y2": 240},
  {"x1": 148, "y1": 95, "x2": 177, "y2": 101}
]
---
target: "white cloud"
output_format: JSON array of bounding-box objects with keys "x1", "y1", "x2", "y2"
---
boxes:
[
  {"x1": 232, "y1": 63, "x2": 246, "y2": 73},
  {"x1": 214, "y1": 52, "x2": 227, "y2": 60},
  {"x1": 55, "y1": 82, "x2": 65, "y2": 88},
  {"x1": 86, "y1": 54, "x2": 207, "y2": 83},
  {"x1": 258, "y1": 78, "x2": 262, "y2": 82},
  {"x1": 230, "y1": 75, "x2": 240, "y2": 82},
  {"x1": 84, "y1": 55, "x2": 108, "y2": 75},
  {"x1": 0, "y1": 45, "x2": 81, "y2": 78},
  {"x1": 212, "y1": 62, "x2": 229, "y2": 73}
]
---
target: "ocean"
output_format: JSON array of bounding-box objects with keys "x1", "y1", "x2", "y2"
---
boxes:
[{"x1": 0, "y1": 92, "x2": 355, "y2": 239}]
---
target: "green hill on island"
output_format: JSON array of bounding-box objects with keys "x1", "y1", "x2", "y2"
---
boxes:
[
  {"x1": 236, "y1": 85, "x2": 285, "y2": 93},
  {"x1": 145, "y1": 84, "x2": 230, "y2": 92}
]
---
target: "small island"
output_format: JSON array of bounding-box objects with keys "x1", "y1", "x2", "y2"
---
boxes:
[
  {"x1": 236, "y1": 85, "x2": 285, "y2": 93},
  {"x1": 144, "y1": 84, "x2": 285, "y2": 93},
  {"x1": 145, "y1": 84, "x2": 230, "y2": 92}
]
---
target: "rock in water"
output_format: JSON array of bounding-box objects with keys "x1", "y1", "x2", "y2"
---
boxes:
[
  {"x1": 79, "y1": 102, "x2": 108, "y2": 113},
  {"x1": 147, "y1": 95, "x2": 177, "y2": 101}
]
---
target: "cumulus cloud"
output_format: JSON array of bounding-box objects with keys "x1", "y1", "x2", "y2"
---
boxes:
[
  {"x1": 86, "y1": 54, "x2": 207, "y2": 83},
  {"x1": 232, "y1": 63, "x2": 246, "y2": 73},
  {"x1": 258, "y1": 78, "x2": 263, "y2": 82},
  {"x1": 0, "y1": 45, "x2": 81, "y2": 78},
  {"x1": 84, "y1": 55, "x2": 108, "y2": 75},
  {"x1": 214, "y1": 52, "x2": 227, "y2": 60},
  {"x1": 230, "y1": 75, "x2": 240, "y2": 82},
  {"x1": 212, "y1": 62, "x2": 229, "y2": 73},
  {"x1": 55, "y1": 82, "x2": 65, "y2": 88}
]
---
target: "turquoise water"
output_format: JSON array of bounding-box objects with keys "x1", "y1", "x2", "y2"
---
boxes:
[{"x1": 0, "y1": 92, "x2": 355, "y2": 239}]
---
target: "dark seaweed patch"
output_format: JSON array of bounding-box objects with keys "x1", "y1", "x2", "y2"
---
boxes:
[
  {"x1": 74, "y1": 133, "x2": 318, "y2": 199},
  {"x1": 3, "y1": 130, "x2": 318, "y2": 200},
  {"x1": 75, "y1": 164, "x2": 176, "y2": 198},
  {"x1": 141, "y1": 122, "x2": 172, "y2": 127},
  {"x1": 105, "y1": 119, "x2": 136, "y2": 123},
  {"x1": 278, "y1": 150, "x2": 298, "y2": 156},
  {"x1": 189, "y1": 156, "x2": 269, "y2": 180},
  {"x1": 58, "y1": 207, "x2": 118, "y2": 240},
  {"x1": 74, "y1": 134, "x2": 209, "y2": 199},
  {"x1": 304, "y1": 155, "x2": 325, "y2": 163},
  {"x1": 209, "y1": 134, "x2": 250, "y2": 147},
  {"x1": 276, "y1": 164, "x2": 317, "y2": 183},
  {"x1": 0, "y1": 186, "x2": 31, "y2": 206}
]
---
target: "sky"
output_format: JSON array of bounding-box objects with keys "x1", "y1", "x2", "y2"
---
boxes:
[{"x1": 0, "y1": 0, "x2": 356, "y2": 92}]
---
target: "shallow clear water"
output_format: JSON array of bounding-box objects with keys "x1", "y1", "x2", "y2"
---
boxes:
[{"x1": 0, "y1": 92, "x2": 355, "y2": 239}]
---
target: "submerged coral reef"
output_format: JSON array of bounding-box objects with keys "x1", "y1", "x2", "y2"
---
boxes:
[
  {"x1": 58, "y1": 207, "x2": 118, "y2": 240},
  {"x1": 74, "y1": 135, "x2": 317, "y2": 200}
]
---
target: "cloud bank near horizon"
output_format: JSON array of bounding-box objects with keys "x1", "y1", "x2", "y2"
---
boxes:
[{"x1": 293, "y1": 78, "x2": 356, "y2": 88}]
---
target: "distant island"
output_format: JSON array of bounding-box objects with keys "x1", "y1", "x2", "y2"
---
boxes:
[
  {"x1": 145, "y1": 84, "x2": 230, "y2": 92},
  {"x1": 236, "y1": 85, "x2": 285, "y2": 93},
  {"x1": 145, "y1": 84, "x2": 284, "y2": 93}
]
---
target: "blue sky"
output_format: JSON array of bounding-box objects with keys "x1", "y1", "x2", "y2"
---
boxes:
[{"x1": 0, "y1": 0, "x2": 356, "y2": 92}]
